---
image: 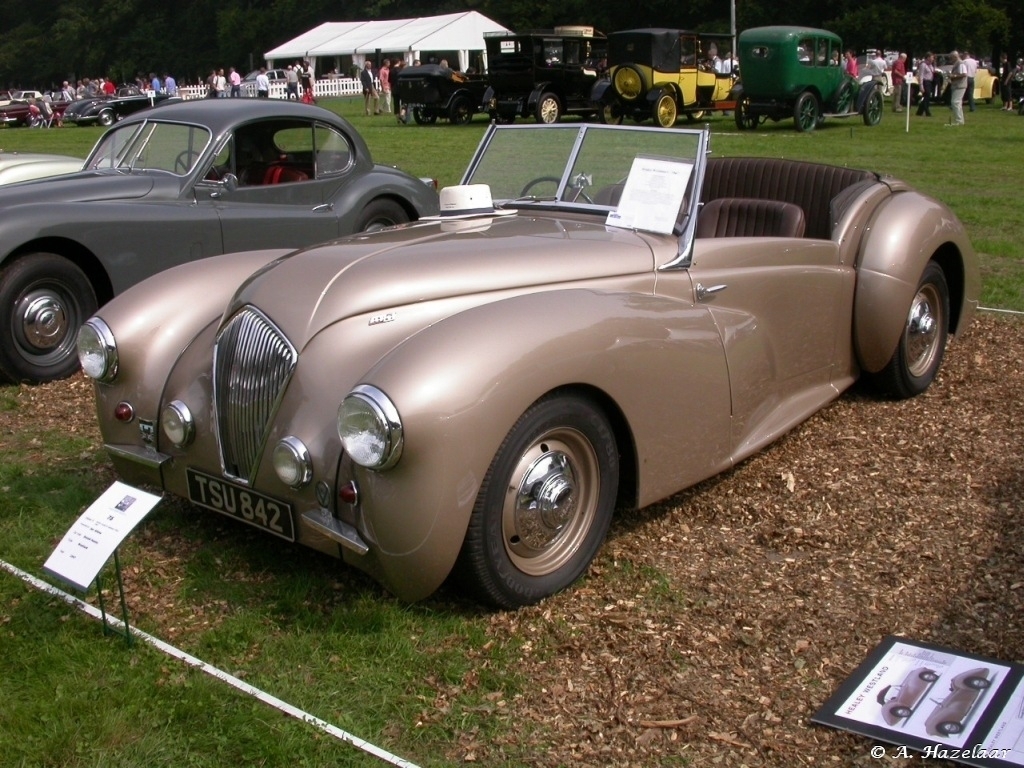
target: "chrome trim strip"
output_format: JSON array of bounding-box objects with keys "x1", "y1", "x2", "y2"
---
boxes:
[
  {"x1": 104, "y1": 443, "x2": 171, "y2": 469},
  {"x1": 301, "y1": 509, "x2": 369, "y2": 555}
]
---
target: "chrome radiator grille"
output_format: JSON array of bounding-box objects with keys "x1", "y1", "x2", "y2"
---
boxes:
[{"x1": 214, "y1": 307, "x2": 297, "y2": 483}]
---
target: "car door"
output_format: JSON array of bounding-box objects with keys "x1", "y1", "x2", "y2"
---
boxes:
[
  {"x1": 681, "y1": 237, "x2": 853, "y2": 454},
  {"x1": 197, "y1": 120, "x2": 346, "y2": 252}
]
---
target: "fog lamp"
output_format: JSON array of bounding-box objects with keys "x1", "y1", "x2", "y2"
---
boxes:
[
  {"x1": 161, "y1": 400, "x2": 194, "y2": 447},
  {"x1": 272, "y1": 436, "x2": 312, "y2": 488}
]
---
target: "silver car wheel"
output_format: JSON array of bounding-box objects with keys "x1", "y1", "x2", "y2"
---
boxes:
[
  {"x1": 904, "y1": 272, "x2": 945, "y2": 380},
  {"x1": 456, "y1": 394, "x2": 619, "y2": 608}
]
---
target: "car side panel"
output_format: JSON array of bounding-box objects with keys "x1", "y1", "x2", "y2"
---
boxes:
[
  {"x1": 685, "y1": 238, "x2": 853, "y2": 460},
  {"x1": 333, "y1": 287, "x2": 731, "y2": 600}
]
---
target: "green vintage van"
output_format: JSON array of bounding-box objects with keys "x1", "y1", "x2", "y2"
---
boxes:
[{"x1": 734, "y1": 26, "x2": 883, "y2": 131}]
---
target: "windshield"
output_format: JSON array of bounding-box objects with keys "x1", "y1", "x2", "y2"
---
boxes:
[
  {"x1": 463, "y1": 123, "x2": 704, "y2": 213},
  {"x1": 85, "y1": 121, "x2": 212, "y2": 175}
]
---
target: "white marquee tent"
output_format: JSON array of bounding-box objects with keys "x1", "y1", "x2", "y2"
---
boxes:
[{"x1": 264, "y1": 11, "x2": 512, "y2": 74}]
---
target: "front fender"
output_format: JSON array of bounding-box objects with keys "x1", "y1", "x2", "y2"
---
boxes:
[
  {"x1": 853, "y1": 192, "x2": 978, "y2": 372},
  {"x1": 344, "y1": 286, "x2": 728, "y2": 601},
  {"x1": 91, "y1": 249, "x2": 291, "y2": 422},
  {"x1": 591, "y1": 80, "x2": 614, "y2": 104}
]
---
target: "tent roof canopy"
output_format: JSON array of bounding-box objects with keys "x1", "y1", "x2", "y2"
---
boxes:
[{"x1": 265, "y1": 11, "x2": 511, "y2": 61}]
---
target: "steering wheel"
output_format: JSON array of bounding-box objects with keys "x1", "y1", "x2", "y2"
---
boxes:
[
  {"x1": 520, "y1": 176, "x2": 562, "y2": 197},
  {"x1": 174, "y1": 150, "x2": 199, "y2": 174}
]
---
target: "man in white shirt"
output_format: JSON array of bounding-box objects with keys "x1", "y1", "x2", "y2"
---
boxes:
[
  {"x1": 962, "y1": 51, "x2": 979, "y2": 111},
  {"x1": 947, "y1": 51, "x2": 968, "y2": 125}
]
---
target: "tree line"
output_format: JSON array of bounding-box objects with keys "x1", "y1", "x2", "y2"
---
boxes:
[{"x1": 1, "y1": 0, "x2": 1018, "y2": 90}]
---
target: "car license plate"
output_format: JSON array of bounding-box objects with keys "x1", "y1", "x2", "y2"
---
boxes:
[{"x1": 186, "y1": 469, "x2": 295, "y2": 541}]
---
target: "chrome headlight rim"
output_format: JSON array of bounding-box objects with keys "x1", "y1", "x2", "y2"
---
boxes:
[
  {"x1": 337, "y1": 384, "x2": 403, "y2": 470},
  {"x1": 272, "y1": 436, "x2": 313, "y2": 488},
  {"x1": 161, "y1": 399, "x2": 195, "y2": 447},
  {"x1": 76, "y1": 317, "x2": 118, "y2": 382}
]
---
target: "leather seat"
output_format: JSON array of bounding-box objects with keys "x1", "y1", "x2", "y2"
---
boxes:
[
  {"x1": 262, "y1": 164, "x2": 309, "y2": 184},
  {"x1": 695, "y1": 197, "x2": 807, "y2": 239}
]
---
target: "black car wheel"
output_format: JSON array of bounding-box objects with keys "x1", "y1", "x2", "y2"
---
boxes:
[
  {"x1": 890, "y1": 706, "x2": 913, "y2": 719},
  {"x1": 355, "y1": 199, "x2": 410, "y2": 232},
  {"x1": 598, "y1": 103, "x2": 623, "y2": 125},
  {"x1": 793, "y1": 91, "x2": 820, "y2": 132},
  {"x1": 455, "y1": 394, "x2": 619, "y2": 608},
  {"x1": 868, "y1": 261, "x2": 949, "y2": 399},
  {"x1": 832, "y1": 81, "x2": 855, "y2": 114},
  {"x1": 97, "y1": 108, "x2": 115, "y2": 127},
  {"x1": 535, "y1": 92, "x2": 561, "y2": 124},
  {"x1": 964, "y1": 676, "x2": 991, "y2": 690},
  {"x1": 448, "y1": 96, "x2": 473, "y2": 125},
  {"x1": 937, "y1": 721, "x2": 963, "y2": 736},
  {"x1": 735, "y1": 99, "x2": 758, "y2": 130},
  {"x1": 0, "y1": 253, "x2": 98, "y2": 384},
  {"x1": 412, "y1": 107, "x2": 437, "y2": 125},
  {"x1": 862, "y1": 88, "x2": 884, "y2": 126},
  {"x1": 919, "y1": 670, "x2": 939, "y2": 682}
]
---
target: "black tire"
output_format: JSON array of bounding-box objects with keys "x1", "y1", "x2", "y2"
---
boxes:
[
  {"x1": 964, "y1": 676, "x2": 991, "y2": 690},
  {"x1": 355, "y1": 199, "x2": 410, "y2": 232},
  {"x1": 890, "y1": 706, "x2": 912, "y2": 719},
  {"x1": 735, "y1": 99, "x2": 758, "y2": 130},
  {"x1": 97, "y1": 109, "x2": 115, "y2": 127},
  {"x1": 0, "y1": 253, "x2": 98, "y2": 384},
  {"x1": 412, "y1": 107, "x2": 436, "y2": 125},
  {"x1": 832, "y1": 81, "x2": 855, "y2": 114},
  {"x1": 862, "y1": 88, "x2": 884, "y2": 126},
  {"x1": 448, "y1": 96, "x2": 472, "y2": 125},
  {"x1": 653, "y1": 93, "x2": 677, "y2": 127},
  {"x1": 535, "y1": 92, "x2": 561, "y2": 124},
  {"x1": 455, "y1": 394, "x2": 619, "y2": 608},
  {"x1": 598, "y1": 102, "x2": 623, "y2": 125},
  {"x1": 793, "y1": 91, "x2": 819, "y2": 132},
  {"x1": 920, "y1": 670, "x2": 939, "y2": 682},
  {"x1": 868, "y1": 261, "x2": 949, "y2": 399}
]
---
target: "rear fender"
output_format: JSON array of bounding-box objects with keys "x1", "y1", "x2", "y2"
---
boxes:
[{"x1": 853, "y1": 192, "x2": 978, "y2": 372}]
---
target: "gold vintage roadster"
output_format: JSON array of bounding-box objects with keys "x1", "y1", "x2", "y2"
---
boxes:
[{"x1": 79, "y1": 124, "x2": 979, "y2": 608}]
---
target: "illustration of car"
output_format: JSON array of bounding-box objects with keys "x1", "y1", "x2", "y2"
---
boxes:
[
  {"x1": 79, "y1": 122, "x2": 978, "y2": 608},
  {"x1": 876, "y1": 667, "x2": 939, "y2": 725},
  {"x1": 733, "y1": 26, "x2": 884, "y2": 132},
  {"x1": 0, "y1": 98, "x2": 438, "y2": 383},
  {"x1": 924, "y1": 668, "x2": 992, "y2": 736}
]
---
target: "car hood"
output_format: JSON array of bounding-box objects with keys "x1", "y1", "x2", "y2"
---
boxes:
[
  {"x1": 229, "y1": 213, "x2": 657, "y2": 349},
  {"x1": 0, "y1": 171, "x2": 156, "y2": 202}
]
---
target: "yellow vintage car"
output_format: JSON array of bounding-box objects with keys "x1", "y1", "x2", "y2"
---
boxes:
[{"x1": 593, "y1": 28, "x2": 736, "y2": 127}]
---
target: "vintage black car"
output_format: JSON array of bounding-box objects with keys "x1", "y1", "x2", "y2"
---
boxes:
[
  {"x1": 394, "y1": 64, "x2": 489, "y2": 125},
  {"x1": 63, "y1": 86, "x2": 180, "y2": 127},
  {"x1": 483, "y1": 26, "x2": 607, "y2": 123}
]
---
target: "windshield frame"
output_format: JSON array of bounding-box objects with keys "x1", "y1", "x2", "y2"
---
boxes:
[{"x1": 461, "y1": 122, "x2": 709, "y2": 268}]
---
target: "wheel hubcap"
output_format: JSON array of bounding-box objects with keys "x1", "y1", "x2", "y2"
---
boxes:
[
  {"x1": 540, "y1": 99, "x2": 558, "y2": 122},
  {"x1": 503, "y1": 429, "x2": 599, "y2": 575},
  {"x1": 18, "y1": 291, "x2": 68, "y2": 351},
  {"x1": 906, "y1": 285, "x2": 940, "y2": 377}
]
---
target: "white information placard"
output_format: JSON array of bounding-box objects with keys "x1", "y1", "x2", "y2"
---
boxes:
[
  {"x1": 605, "y1": 155, "x2": 693, "y2": 235},
  {"x1": 43, "y1": 481, "x2": 161, "y2": 591}
]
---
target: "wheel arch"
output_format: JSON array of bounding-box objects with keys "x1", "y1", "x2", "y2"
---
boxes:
[
  {"x1": 7, "y1": 236, "x2": 114, "y2": 307},
  {"x1": 853, "y1": 192, "x2": 979, "y2": 373}
]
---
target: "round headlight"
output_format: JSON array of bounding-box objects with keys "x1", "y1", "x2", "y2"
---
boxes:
[
  {"x1": 161, "y1": 400, "x2": 194, "y2": 447},
  {"x1": 76, "y1": 318, "x2": 118, "y2": 382},
  {"x1": 337, "y1": 385, "x2": 403, "y2": 470},
  {"x1": 272, "y1": 437, "x2": 312, "y2": 488}
]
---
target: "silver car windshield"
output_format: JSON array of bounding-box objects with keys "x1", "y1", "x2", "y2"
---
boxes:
[
  {"x1": 463, "y1": 123, "x2": 706, "y2": 215},
  {"x1": 85, "y1": 121, "x2": 213, "y2": 176}
]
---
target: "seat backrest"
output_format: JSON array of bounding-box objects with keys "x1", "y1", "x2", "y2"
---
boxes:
[
  {"x1": 701, "y1": 157, "x2": 877, "y2": 239},
  {"x1": 696, "y1": 197, "x2": 807, "y2": 239},
  {"x1": 262, "y1": 164, "x2": 309, "y2": 185}
]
